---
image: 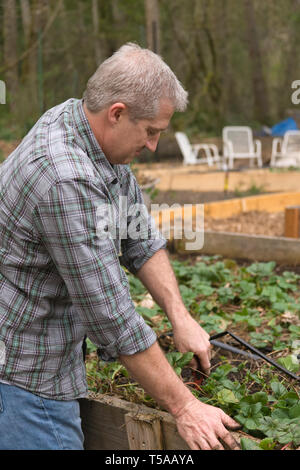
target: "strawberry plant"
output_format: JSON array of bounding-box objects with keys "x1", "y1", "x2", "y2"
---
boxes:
[{"x1": 85, "y1": 256, "x2": 300, "y2": 450}]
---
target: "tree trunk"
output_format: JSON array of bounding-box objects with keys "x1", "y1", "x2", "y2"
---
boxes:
[
  {"x1": 60, "y1": 0, "x2": 75, "y2": 74},
  {"x1": 217, "y1": 0, "x2": 240, "y2": 121},
  {"x1": 33, "y1": 0, "x2": 49, "y2": 113},
  {"x1": 3, "y1": 0, "x2": 19, "y2": 112},
  {"x1": 20, "y1": 0, "x2": 34, "y2": 87},
  {"x1": 243, "y1": 0, "x2": 270, "y2": 123},
  {"x1": 20, "y1": 0, "x2": 32, "y2": 46},
  {"x1": 144, "y1": 0, "x2": 161, "y2": 54},
  {"x1": 92, "y1": 0, "x2": 103, "y2": 66}
]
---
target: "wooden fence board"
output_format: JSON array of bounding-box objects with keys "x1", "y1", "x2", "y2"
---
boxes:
[{"x1": 173, "y1": 230, "x2": 300, "y2": 265}]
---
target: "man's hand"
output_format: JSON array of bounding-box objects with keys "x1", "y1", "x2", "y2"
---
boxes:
[
  {"x1": 174, "y1": 398, "x2": 241, "y2": 450},
  {"x1": 173, "y1": 314, "x2": 211, "y2": 375},
  {"x1": 120, "y1": 342, "x2": 241, "y2": 451}
]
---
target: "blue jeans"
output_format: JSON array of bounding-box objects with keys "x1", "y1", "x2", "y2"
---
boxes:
[{"x1": 0, "y1": 382, "x2": 84, "y2": 450}]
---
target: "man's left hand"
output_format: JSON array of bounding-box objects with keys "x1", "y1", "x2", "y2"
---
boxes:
[{"x1": 172, "y1": 314, "x2": 211, "y2": 376}]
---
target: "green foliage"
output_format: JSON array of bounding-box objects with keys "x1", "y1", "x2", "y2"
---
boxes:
[
  {"x1": 166, "y1": 351, "x2": 194, "y2": 376},
  {"x1": 240, "y1": 438, "x2": 262, "y2": 450},
  {"x1": 2, "y1": 1, "x2": 300, "y2": 144},
  {"x1": 234, "y1": 183, "x2": 265, "y2": 198},
  {"x1": 86, "y1": 256, "x2": 300, "y2": 449},
  {"x1": 277, "y1": 355, "x2": 300, "y2": 374}
]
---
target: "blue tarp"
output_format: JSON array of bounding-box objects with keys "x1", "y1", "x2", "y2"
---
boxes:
[{"x1": 271, "y1": 117, "x2": 298, "y2": 136}]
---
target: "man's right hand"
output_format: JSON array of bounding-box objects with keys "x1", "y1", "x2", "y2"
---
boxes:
[
  {"x1": 120, "y1": 342, "x2": 241, "y2": 450},
  {"x1": 174, "y1": 398, "x2": 241, "y2": 450}
]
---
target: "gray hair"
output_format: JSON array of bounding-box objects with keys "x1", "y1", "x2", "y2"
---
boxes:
[{"x1": 83, "y1": 42, "x2": 188, "y2": 120}]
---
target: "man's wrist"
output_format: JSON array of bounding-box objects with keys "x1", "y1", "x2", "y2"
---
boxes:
[
  {"x1": 168, "y1": 390, "x2": 200, "y2": 419},
  {"x1": 166, "y1": 305, "x2": 191, "y2": 330}
]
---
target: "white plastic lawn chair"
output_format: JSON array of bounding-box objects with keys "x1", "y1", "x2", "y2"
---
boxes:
[
  {"x1": 175, "y1": 132, "x2": 225, "y2": 168},
  {"x1": 222, "y1": 126, "x2": 263, "y2": 169},
  {"x1": 270, "y1": 130, "x2": 300, "y2": 168}
]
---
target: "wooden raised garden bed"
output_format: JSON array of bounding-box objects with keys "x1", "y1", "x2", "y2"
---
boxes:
[
  {"x1": 80, "y1": 254, "x2": 300, "y2": 451},
  {"x1": 153, "y1": 192, "x2": 300, "y2": 265},
  {"x1": 80, "y1": 393, "x2": 253, "y2": 450}
]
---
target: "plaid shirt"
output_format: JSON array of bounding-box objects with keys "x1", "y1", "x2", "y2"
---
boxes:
[{"x1": 0, "y1": 98, "x2": 166, "y2": 400}]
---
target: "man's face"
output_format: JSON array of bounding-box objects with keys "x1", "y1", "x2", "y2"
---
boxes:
[{"x1": 104, "y1": 99, "x2": 174, "y2": 164}]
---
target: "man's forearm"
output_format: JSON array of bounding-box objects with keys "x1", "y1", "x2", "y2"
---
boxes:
[
  {"x1": 119, "y1": 341, "x2": 193, "y2": 416},
  {"x1": 136, "y1": 248, "x2": 211, "y2": 375}
]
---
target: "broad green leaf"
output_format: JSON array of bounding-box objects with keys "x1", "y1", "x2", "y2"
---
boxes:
[
  {"x1": 245, "y1": 416, "x2": 262, "y2": 430},
  {"x1": 217, "y1": 388, "x2": 239, "y2": 404},
  {"x1": 240, "y1": 438, "x2": 262, "y2": 450},
  {"x1": 177, "y1": 352, "x2": 194, "y2": 368},
  {"x1": 289, "y1": 404, "x2": 300, "y2": 419},
  {"x1": 270, "y1": 382, "x2": 288, "y2": 398},
  {"x1": 197, "y1": 284, "x2": 215, "y2": 296},
  {"x1": 277, "y1": 355, "x2": 300, "y2": 373},
  {"x1": 136, "y1": 306, "x2": 158, "y2": 318},
  {"x1": 271, "y1": 408, "x2": 290, "y2": 420},
  {"x1": 259, "y1": 438, "x2": 276, "y2": 450}
]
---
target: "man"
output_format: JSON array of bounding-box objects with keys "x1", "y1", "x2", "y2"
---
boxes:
[{"x1": 0, "y1": 43, "x2": 240, "y2": 450}]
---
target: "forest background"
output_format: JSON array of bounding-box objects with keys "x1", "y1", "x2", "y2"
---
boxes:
[{"x1": 1, "y1": 0, "x2": 300, "y2": 148}]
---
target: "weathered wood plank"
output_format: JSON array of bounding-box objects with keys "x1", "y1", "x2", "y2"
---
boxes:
[
  {"x1": 173, "y1": 230, "x2": 300, "y2": 265},
  {"x1": 285, "y1": 206, "x2": 300, "y2": 238},
  {"x1": 152, "y1": 191, "x2": 300, "y2": 224},
  {"x1": 125, "y1": 412, "x2": 163, "y2": 450},
  {"x1": 79, "y1": 397, "x2": 130, "y2": 450},
  {"x1": 79, "y1": 394, "x2": 177, "y2": 450}
]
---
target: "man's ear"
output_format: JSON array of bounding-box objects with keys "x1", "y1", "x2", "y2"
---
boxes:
[{"x1": 108, "y1": 102, "x2": 127, "y2": 124}]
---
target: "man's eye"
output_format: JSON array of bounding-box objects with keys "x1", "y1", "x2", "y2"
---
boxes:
[{"x1": 147, "y1": 129, "x2": 157, "y2": 137}]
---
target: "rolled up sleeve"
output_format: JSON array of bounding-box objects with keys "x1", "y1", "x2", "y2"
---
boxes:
[
  {"x1": 119, "y1": 177, "x2": 167, "y2": 275},
  {"x1": 32, "y1": 178, "x2": 157, "y2": 362}
]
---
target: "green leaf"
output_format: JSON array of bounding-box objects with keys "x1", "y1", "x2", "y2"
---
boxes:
[
  {"x1": 246, "y1": 261, "x2": 276, "y2": 277},
  {"x1": 85, "y1": 338, "x2": 97, "y2": 354},
  {"x1": 240, "y1": 438, "x2": 262, "y2": 450},
  {"x1": 289, "y1": 404, "x2": 300, "y2": 419},
  {"x1": 259, "y1": 438, "x2": 276, "y2": 450},
  {"x1": 217, "y1": 388, "x2": 239, "y2": 404},
  {"x1": 136, "y1": 306, "x2": 158, "y2": 319},
  {"x1": 177, "y1": 352, "x2": 194, "y2": 368},
  {"x1": 277, "y1": 355, "x2": 300, "y2": 373},
  {"x1": 271, "y1": 408, "x2": 290, "y2": 420},
  {"x1": 197, "y1": 284, "x2": 215, "y2": 296},
  {"x1": 248, "y1": 391, "x2": 269, "y2": 405},
  {"x1": 245, "y1": 416, "x2": 262, "y2": 430},
  {"x1": 270, "y1": 382, "x2": 288, "y2": 398}
]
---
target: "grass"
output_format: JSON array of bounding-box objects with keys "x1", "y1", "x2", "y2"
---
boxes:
[{"x1": 233, "y1": 183, "x2": 266, "y2": 198}]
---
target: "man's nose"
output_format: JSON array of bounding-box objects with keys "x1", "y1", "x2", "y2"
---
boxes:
[{"x1": 145, "y1": 134, "x2": 160, "y2": 153}]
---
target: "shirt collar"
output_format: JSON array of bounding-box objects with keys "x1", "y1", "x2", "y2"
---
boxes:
[{"x1": 71, "y1": 98, "x2": 129, "y2": 185}]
